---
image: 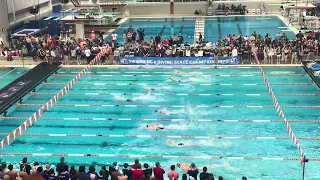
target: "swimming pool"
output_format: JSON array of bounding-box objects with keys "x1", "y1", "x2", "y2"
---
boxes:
[
  {"x1": 0, "y1": 67, "x2": 28, "y2": 89},
  {"x1": 107, "y1": 16, "x2": 295, "y2": 44},
  {"x1": 1, "y1": 66, "x2": 320, "y2": 179}
]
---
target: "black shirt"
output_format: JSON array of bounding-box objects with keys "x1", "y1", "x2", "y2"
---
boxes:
[
  {"x1": 199, "y1": 172, "x2": 210, "y2": 180},
  {"x1": 187, "y1": 169, "x2": 199, "y2": 180},
  {"x1": 122, "y1": 169, "x2": 133, "y2": 180},
  {"x1": 20, "y1": 163, "x2": 32, "y2": 175},
  {"x1": 56, "y1": 163, "x2": 68, "y2": 174}
]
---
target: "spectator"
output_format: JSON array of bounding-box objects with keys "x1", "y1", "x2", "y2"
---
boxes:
[
  {"x1": 99, "y1": 166, "x2": 109, "y2": 180},
  {"x1": 0, "y1": 164, "x2": 6, "y2": 180},
  {"x1": 181, "y1": 174, "x2": 187, "y2": 180},
  {"x1": 187, "y1": 163, "x2": 199, "y2": 180},
  {"x1": 218, "y1": 176, "x2": 223, "y2": 180},
  {"x1": 6, "y1": 164, "x2": 17, "y2": 180},
  {"x1": 199, "y1": 167, "x2": 210, "y2": 180},
  {"x1": 122, "y1": 163, "x2": 133, "y2": 180},
  {"x1": 118, "y1": 170, "x2": 128, "y2": 180},
  {"x1": 88, "y1": 166, "x2": 99, "y2": 180},
  {"x1": 143, "y1": 164, "x2": 152, "y2": 179},
  {"x1": 24, "y1": 169, "x2": 45, "y2": 180},
  {"x1": 153, "y1": 162, "x2": 165, "y2": 180},
  {"x1": 132, "y1": 163, "x2": 144, "y2": 180},
  {"x1": 56, "y1": 157, "x2": 68, "y2": 174},
  {"x1": 78, "y1": 165, "x2": 90, "y2": 180},
  {"x1": 70, "y1": 166, "x2": 78, "y2": 180},
  {"x1": 167, "y1": 165, "x2": 179, "y2": 180},
  {"x1": 20, "y1": 157, "x2": 32, "y2": 175}
]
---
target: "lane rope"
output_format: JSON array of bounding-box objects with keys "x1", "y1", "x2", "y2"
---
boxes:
[
  {"x1": 14, "y1": 104, "x2": 320, "y2": 108},
  {"x1": 0, "y1": 153, "x2": 317, "y2": 161},
  {"x1": 0, "y1": 54, "x2": 101, "y2": 149},
  {"x1": 42, "y1": 82, "x2": 314, "y2": 86},
  {"x1": 252, "y1": 46, "x2": 307, "y2": 166},
  {"x1": 0, "y1": 133, "x2": 319, "y2": 140},
  {"x1": 29, "y1": 92, "x2": 320, "y2": 96},
  {"x1": 1, "y1": 117, "x2": 320, "y2": 123},
  {"x1": 53, "y1": 73, "x2": 306, "y2": 77}
]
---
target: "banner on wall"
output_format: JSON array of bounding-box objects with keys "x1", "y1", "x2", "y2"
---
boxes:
[{"x1": 120, "y1": 56, "x2": 240, "y2": 65}]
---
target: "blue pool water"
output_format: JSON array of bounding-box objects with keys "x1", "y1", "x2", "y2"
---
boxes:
[
  {"x1": 205, "y1": 16, "x2": 296, "y2": 43},
  {"x1": 1, "y1": 67, "x2": 320, "y2": 179},
  {"x1": 0, "y1": 67, "x2": 28, "y2": 89},
  {"x1": 107, "y1": 16, "x2": 295, "y2": 44}
]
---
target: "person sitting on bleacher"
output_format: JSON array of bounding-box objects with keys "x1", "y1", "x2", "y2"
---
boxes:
[
  {"x1": 217, "y1": 4, "x2": 221, "y2": 10},
  {"x1": 221, "y1": 3, "x2": 225, "y2": 10}
]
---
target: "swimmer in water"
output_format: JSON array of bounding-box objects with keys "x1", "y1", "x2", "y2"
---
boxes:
[
  {"x1": 168, "y1": 77, "x2": 184, "y2": 82},
  {"x1": 146, "y1": 123, "x2": 165, "y2": 131},
  {"x1": 115, "y1": 90, "x2": 152, "y2": 102},
  {"x1": 176, "y1": 70, "x2": 202, "y2": 77},
  {"x1": 166, "y1": 139, "x2": 191, "y2": 147},
  {"x1": 143, "y1": 85, "x2": 170, "y2": 92},
  {"x1": 155, "y1": 109, "x2": 172, "y2": 115}
]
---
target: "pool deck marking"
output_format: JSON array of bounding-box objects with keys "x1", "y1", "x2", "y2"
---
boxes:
[
  {"x1": 0, "y1": 133, "x2": 319, "y2": 141},
  {"x1": 42, "y1": 82, "x2": 314, "y2": 86},
  {"x1": 1, "y1": 117, "x2": 320, "y2": 123},
  {"x1": 0, "y1": 68, "x2": 16, "y2": 80},
  {"x1": 28, "y1": 92, "x2": 320, "y2": 96},
  {"x1": 15, "y1": 103, "x2": 320, "y2": 108},
  {"x1": 53, "y1": 73, "x2": 306, "y2": 77},
  {"x1": 0, "y1": 152, "x2": 319, "y2": 161}
]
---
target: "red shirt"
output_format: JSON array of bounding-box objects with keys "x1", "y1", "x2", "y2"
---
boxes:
[
  {"x1": 133, "y1": 169, "x2": 144, "y2": 180},
  {"x1": 131, "y1": 164, "x2": 137, "y2": 170},
  {"x1": 153, "y1": 167, "x2": 165, "y2": 180}
]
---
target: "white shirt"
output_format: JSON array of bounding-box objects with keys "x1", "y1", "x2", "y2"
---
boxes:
[
  {"x1": 232, "y1": 48, "x2": 238, "y2": 56},
  {"x1": 85, "y1": 49, "x2": 91, "y2": 57},
  {"x1": 186, "y1": 50, "x2": 191, "y2": 57},
  {"x1": 112, "y1": 33, "x2": 118, "y2": 41},
  {"x1": 198, "y1": 50, "x2": 203, "y2": 57}
]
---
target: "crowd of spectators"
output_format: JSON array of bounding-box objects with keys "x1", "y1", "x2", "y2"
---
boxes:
[
  {"x1": 216, "y1": 4, "x2": 248, "y2": 15},
  {"x1": 1, "y1": 25, "x2": 320, "y2": 65},
  {"x1": 0, "y1": 157, "x2": 248, "y2": 180}
]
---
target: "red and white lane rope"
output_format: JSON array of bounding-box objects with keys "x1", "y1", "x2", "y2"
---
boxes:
[
  {"x1": 0, "y1": 54, "x2": 101, "y2": 149},
  {"x1": 252, "y1": 48, "x2": 306, "y2": 166}
]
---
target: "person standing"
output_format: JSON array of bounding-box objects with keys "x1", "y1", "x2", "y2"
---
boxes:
[
  {"x1": 153, "y1": 162, "x2": 165, "y2": 180},
  {"x1": 122, "y1": 163, "x2": 133, "y2": 180},
  {"x1": 187, "y1": 163, "x2": 199, "y2": 180},
  {"x1": 167, "y1": 165, "x2": 179, "y2": 180},
  {"x1": 132, "y1": 163, "x2": 144, "y2": 180},
  {"x1": 199, "y1": 167, "x2": 210, "y2": 180}
]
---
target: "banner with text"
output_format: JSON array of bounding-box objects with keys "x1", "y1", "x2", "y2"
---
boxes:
[{"x1": 120, "y1": 56, "x2": 240, "y2": 65}]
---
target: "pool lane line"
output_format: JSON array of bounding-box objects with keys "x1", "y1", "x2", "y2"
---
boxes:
[
  {"x1": 29, "y1": 92, "x2": 320, "y2": 96},
  {"x1": 0, "y1": 68, "x2": 16, "y2": 80},
  {"x1": 1, "y1": 117, "x2": 320, "y2": 123},
  {"x1": 218, "y1": 23, "x2": 221, "y2": 38},
  {"x1": 236, "y1": 24, "x2": 242, "y2": 34},
  {"x1": 11, "y1": 140, "x2": 147, "y2": 148},
  {"x1": 14, "y1": 104, "x2": 320, "y2": 109},
  {"x1": 59, "y1": 71, "x2": 305, "y2": 75},
  {"x1": 53, "y1": 73, "x2": 307, "y2": 77},
  {"x1": 0, "y1": 124, "x2": 139, "y2": 129},
  {"x1": 42, "y1": 82, "x2": 315, "y2": 86},
  {"x1": 1, "y1": 133, "x2": 320, "y2": 141},
  {"x1": 0, "y1": 152, "x2": 320, "y2": 162}
]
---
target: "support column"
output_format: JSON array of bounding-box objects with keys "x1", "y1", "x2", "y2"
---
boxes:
[
  {"x1": 0, "y1": 0, "x2": 10, "y2": 46},
  {"x1": 75, "y1": 22, "x2": 85, "y2": 39}
]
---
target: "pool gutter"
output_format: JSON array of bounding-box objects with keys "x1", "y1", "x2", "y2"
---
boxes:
[{"x1": 302, "y1": 61, "x2": 320, "y2": 89}]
